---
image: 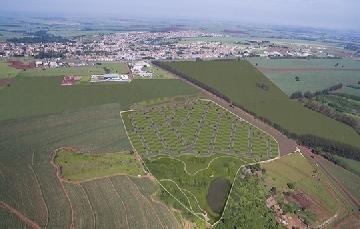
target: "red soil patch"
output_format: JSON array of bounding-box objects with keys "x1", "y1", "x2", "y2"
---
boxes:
[
  {"x1": 258, "y1": 67, "x2": 360, "y2": 73},
  {"x1": 8, "y1": 60, "x2": 36, "y2": 70},
  {"x1": 0, "y1": 78, "x2": 15, "y2": 87},
  {"x1": 291, "y1": 192, "x2": 313, "y2": 209}
]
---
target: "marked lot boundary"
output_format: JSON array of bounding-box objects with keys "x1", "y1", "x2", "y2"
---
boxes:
[{"x1": 120, "y1": 98, "x2": 282, "y2": 226}]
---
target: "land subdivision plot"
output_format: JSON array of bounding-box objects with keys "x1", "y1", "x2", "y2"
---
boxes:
[{"x1": 121, "y1": 97, "x2": 279, "y2": 225}]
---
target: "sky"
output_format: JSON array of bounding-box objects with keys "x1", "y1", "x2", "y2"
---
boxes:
[{"x1": 1, "y1": 0, "x2": 360, "y2": 30}]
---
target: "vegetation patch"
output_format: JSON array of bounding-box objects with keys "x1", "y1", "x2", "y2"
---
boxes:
[
  {"x1": 55, "y1": 150, "x2": 144, "y2": 181},
  {"x1": 215, "y1": 175, "x2": 281, "y2": 229},
  {"x1": 206, "y1": 177, "x2": 231, "y2": 214}
]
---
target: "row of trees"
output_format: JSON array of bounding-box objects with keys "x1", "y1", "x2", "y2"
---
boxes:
[
  {"x1": 289, "y1": 83, "x2": 343, "y2": 99},
  {"x1": 153, "y1": 61, "x2": 360, "y2": 161},
  {"x1": 301, "y1": 99, "x2": 359, "y2": 133}
]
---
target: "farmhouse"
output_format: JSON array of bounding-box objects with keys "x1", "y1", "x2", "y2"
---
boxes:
[{"x1": 90, "y1": 73, "x2": 130, "y2": 83}]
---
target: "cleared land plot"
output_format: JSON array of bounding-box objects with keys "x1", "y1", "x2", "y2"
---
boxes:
[
  {"x1": 262, "y1": 153, "x2": 339, "y2": 225},
  {"x1": 162, "y1": 60, "x2": 360, "y2": 148},
  {"x1": 123, "y1": 98, "x2": 278, "y2": 224},
  {"x1": 248, "y1": 58, "x2": 360, "y2": 96},
  {"x1": 0, "y1": 77, "x2": 198, "y2": 121},
  {"x1": 55, "y1": 150, "x2": 144, "y2": 181}
]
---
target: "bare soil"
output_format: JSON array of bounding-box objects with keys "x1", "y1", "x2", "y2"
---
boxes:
[{"x1": 7, "y1": 60, "x2": 36, "y2": 70}]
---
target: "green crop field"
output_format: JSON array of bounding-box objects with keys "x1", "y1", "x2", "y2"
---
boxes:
[
  {"x1": 0, "y1": 77, "x2": 198, "y2": 121},
  {"x1": 0, "y1": 103, "x2": 180, "y2": 228},
  {"x1": 55, "y1": 150, "x2": 144, "y2": 181},
  {"x1": 0, "y1": 61, "x2": 20, "y2": 79},
  {"x1": 247, "y1": 58, "x2": 360, "y2": 96},
  {"x1": 162, "y1": 60, "x2": 360, "y2": 149},
  {"x1": 122, "y1": 98, "x2": 279, "y2": 225}
]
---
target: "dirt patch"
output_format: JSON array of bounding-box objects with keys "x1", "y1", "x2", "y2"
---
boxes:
[
  {"x1": 291, "y1": 192, "x2": 313, "y2": 209},
  {"x1": 0, "y1": 78, "x2": 15, "y2": 87},
  {"x1": 8, "y1": 60, "x2": 36, "y2": 70}
]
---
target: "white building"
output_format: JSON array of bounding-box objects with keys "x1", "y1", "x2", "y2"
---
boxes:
[{"x1": 91, "y1": 73, "x2": 130, "y2": 83}]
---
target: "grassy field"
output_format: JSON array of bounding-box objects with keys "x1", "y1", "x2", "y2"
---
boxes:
[
  {"x1": 55, "y1": 150, "x2": 144, "y2": 181},
  {"x1": 316, "y1": 155, "x2": 360, "y2": 200},
  {"x1": 12, "y1": 62, "x2": 128, "y2": 78},
  {"x1": 0, "y1": 61, "x2": 20, "y2": 79},
  {"x1": 0, "y1": 77, "x2": 197, "y2": 121},
  {"x1": 123, "y1": 98, "x2": 278, "y2": 224},
  {"x1": 248, "y1": 58, "x2": 360, "y2": 96},
  {"x1": 163, "y1": 60, "x2": 360, "y2": 149},
  {"x1": 262, "y1": 153, "x2": 339, "y2": 226},
  {"x1": 0, "y1": 104, "x2": 180, "y2": 228},
  {"x1": 334, "y1": 156, "x2": 360, "y2": 176}
]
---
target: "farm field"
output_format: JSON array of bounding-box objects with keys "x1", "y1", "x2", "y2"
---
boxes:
[
  {"x1": 122, "y1": 98, "x2": 279, "y2": 225},
  {"x1": 248, "y1": 57, "x2": 360, "y2": 96},
  {"x1": 55, "y1": 150, "x2": 144, "y2": 181},
  {"x1": 161, "y1": 60, "x2": 360, "y2": 149},
  {"x1": 0, "y1": 103, "x2": 181, "y2": 228},
  {"x1": 0, "y1": 77, "x2": 198, "y2": 121}
]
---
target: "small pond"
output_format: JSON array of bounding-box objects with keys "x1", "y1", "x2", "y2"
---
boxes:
[{"x1": 206, "y1": 177, "x2": 231, "y2": 213}]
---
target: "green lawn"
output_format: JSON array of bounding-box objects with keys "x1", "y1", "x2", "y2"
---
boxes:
[
  {"x1": 162, "y1": 60, "x2": 360, "y2": 149},
  {"x1": 100, "y1": 62, "x2": 129, "y2": 74},
  {"x1": 55, "y1": 150, "x2": 144, "y2": 181}
]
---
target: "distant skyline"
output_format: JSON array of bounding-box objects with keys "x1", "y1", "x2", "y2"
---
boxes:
[{"x1": 1, "y1": 0, "x2": 360, "y2": 31}]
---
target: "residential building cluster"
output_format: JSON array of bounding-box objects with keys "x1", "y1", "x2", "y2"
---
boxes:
[{"x1": 0, "y1": 30, "x2": 342, "y2": 62}]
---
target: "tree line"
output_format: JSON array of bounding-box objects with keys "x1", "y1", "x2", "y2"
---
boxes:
[
  {"x1": 290, "y1": 83, "x2": 343, "y2": 99},
  {"x1": 153, "y1": 61, "x2": 360, "y2": 161}
]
